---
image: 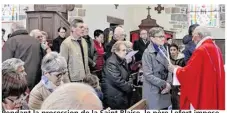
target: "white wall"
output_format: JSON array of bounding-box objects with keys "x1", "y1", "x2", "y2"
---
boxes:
[
  {"x1": 2, "y1": 4, "x2": 225, "y2": 41},
  {"x1": 82, "y1": 5, "x2": 134, "y2": 40}
]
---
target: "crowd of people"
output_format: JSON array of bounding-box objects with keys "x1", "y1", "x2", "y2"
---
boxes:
[{"x1": 1, "y1": 19, "x2": 225, "y2": 110}]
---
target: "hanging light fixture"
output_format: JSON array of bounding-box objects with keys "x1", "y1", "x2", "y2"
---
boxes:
[{"x1": 114, "y1": 4, "x2": 119, "y2": 9}]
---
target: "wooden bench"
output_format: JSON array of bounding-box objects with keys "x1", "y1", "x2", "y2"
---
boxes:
[{"x1": 128, "y1": 99, "x2": 147, "y2": 110}]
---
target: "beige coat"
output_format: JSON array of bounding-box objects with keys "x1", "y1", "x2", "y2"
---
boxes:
[
  {"x1": 28, "y1": 82, "x2": 52, "y2": 110},
  {"x1": 60, "y1": 36, "x2": 90, "y2": 82}
]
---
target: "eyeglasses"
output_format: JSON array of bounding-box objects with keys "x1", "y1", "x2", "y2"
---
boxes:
[
  {"x1": 154, "y1": 35, "x2": 165, "y2": 39},
  {"x1": 37, "y1": 35, "x2": 43, "y2": 38},
  {"x1": 50, "y1": 71, "x2": 67, "y2": 78},
  {"x1": 5, "y1": 93, "x2": 28, "y2": 105}
]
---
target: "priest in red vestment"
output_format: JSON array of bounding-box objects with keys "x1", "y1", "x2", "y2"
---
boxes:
[{"x1": 168, "y1": 26, "x2": 225, "y2": 110}]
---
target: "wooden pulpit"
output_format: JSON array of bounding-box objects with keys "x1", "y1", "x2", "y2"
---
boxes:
[{"x1": 130, "y1": 6, "x2": 174, "y2": 44}]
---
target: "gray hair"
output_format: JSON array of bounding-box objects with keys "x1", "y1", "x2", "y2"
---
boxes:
[
  {"x1": 2, "y1": 58, "x2": 25, "y2": 72},
  {"x1": 29, "y1": 29, "x2": 40, "y2": 38},
  {"x1": 41, "y1": 52, "x2": 67, "y2": 74},
  {"x1": 148, "y1": 27, "x2": 164, "y2": 37},
  {"x1": 70, "y1": 19, "x2": 83, "y2": 29},
  {"x1": 111, "y1": 41, "x2": 126, "y2": 52},
  {"x1": 193, "y1": 26, "x2": 211, "y2": 38},
  {"x1": 41, "y1": 83, "x2": 103, "y2": 109},
  {"x1": 11, "y1": 22, "x2": 25, "y2": 32}
]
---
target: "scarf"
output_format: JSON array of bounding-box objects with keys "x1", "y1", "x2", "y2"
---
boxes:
[{"x1": 41, "y1": 75, "x2": 59, "y2": 93}]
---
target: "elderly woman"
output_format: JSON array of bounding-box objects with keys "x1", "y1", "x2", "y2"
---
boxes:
[
  {"x1": 101, "y1": 41, "x2": 134, "y2": 109},
  {"x1": 41, "y1": 31, "x2": 51, "y2": 53},
  {"x1": 142, "y1": 27, "x2": 172, "y2": 109},
  {"x1": 2, "y1": 58, "x2": 29, "y2": 110},
  {"x1": 28, "y1": 52, "x2": 68, "y2": 109}
]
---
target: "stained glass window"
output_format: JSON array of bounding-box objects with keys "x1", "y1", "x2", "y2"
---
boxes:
[
  {"x1": 2, "y1": 4, "x2": 19, "y2": 22},
  {"x1": 188, "y1": 4, "x2": 220, "y2": 27}
]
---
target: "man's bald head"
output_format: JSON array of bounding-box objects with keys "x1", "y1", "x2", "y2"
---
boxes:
[
  {"x1": 114, "y1": 26, "x2": 125, "y2": 41},
  {"x1": 41, "y1": 83, "x2": 103, "y2": 110}
]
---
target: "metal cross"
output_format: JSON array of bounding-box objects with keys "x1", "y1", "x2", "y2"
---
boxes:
[
  {"x1": 155, "y1": 4, "x2": 164, "y2": 14},
  {"x1": 147, "y1": 6, "x2": 151, "y2": 16}
]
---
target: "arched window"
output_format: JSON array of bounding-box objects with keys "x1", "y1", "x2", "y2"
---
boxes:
[{"x1": 188, "y1": 4, "x2": 220, "y2": 27}]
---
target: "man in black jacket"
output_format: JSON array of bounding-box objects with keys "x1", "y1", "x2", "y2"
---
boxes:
[
  {"x1": 133, "y1": 29, "x2": 150, "y2": 62},
  {"x1": 52, "y1": 27, "x2": 67, "y2": 53},
  {"x1": 182, "y1": 24, "x2": 199, "y2": 64},
  {"x1": 83, "y1": 24, "x2": 97, "y2": 71}
]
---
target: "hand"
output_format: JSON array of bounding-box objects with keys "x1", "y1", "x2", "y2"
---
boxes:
[
  {"x1": 168, "y1": 64, "x2": 177, "y2": 73},
  {"x1": 126, "y1": 57, "x2": 132, "y2": 63},
  {"x1": 161, "y1": 82, "x2": 171, "y2": 94},
  {"x1": 92, "y1": 62, "x2": 96, "y2": 67}
]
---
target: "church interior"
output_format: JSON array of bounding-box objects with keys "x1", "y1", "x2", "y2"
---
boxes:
[
  {"x1": 2, "y1": 4, "x2": 225, "y2": 60},
  {"x1": 1, "y1": 4, "x2": 226, "y2": 110}
]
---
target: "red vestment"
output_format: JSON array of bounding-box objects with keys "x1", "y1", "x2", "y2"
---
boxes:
[{"x1": 175, "y1": 37, "x2": 225, "y2": 110}]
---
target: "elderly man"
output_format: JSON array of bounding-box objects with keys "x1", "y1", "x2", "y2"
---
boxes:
[
  {"x1": 2, "y1": 58, "x2": 29, "y2": 110},
  {"x1": 2, "y1": 22, "x2": 41, "y2": 90},
  {"x1": 29, "y1": 52, "x2": 69, "y2": 109},
  {"x1": 104, "y1": 26, "x2": 126, "y2": 60},
  {"x1": 30, "y1": 29, "x2": 51, "y2": 53},
  {"x1": 60, "y1": 19, "x2": 90, "y2": 82},
  {"x1": 41, "y1": 83, "x2": 103, "y2": 109},
  {"x1": 83, "y1": 24, "x2": 97, "y2": 71},
  {"x1": 133, "y1": 29, "x2": 150, "y2": 62},
  {"x1": 168, "y1": 26, "x2": 225, "y2": 110}
]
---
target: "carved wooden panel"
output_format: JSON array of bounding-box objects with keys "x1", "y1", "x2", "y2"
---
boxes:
[
  {"x1": 41, "y1": 13, "x2": 54, "y2": 40},
  {"x1": 107, "y1": 16, "x2": 124, "y2": 25},
  {"x1": 34, "y1": 4, "x2": 67, "y2": 12},
  {"x1": 26, "y1": 13, "x2": 40, "y2": 33},
  {"x1": 26, "y1": 11, "x2": 70, "y2": 44}
]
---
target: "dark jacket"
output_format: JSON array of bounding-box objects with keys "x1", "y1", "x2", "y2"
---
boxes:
[
  {"x1": 182, "y1": 35, "x2": 196, "y2": 64},
  {"x1": 101, "y1": 53, "x2": 133, "y2": 109},
  {"x1": 170, "y1": 53, "x2": 185, "y2": 109},
  {"x1": 83, "y1": 35, "x2": 97, "y2": 71},
  {"x1": 52, "y1": 36, "x2": 66, "y2": 53},
  {"x1": 2, "y1": 30, "x2": 42, "y2": 90},
  {"x1": 133, "y1": 38, "x2": 150, "y2": 62},
  {"x1": 104, "y1": 39, "x2": 117, "y2": 60}
]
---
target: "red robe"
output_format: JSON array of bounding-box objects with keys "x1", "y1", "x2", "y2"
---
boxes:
[{"x1": 175, "y1": 37, "x2": 225, "y2": 110}]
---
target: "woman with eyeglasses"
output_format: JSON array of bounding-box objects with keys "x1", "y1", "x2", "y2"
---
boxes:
[
  {"x1": 28, "y1": 52, "x2": 68, "y2": 110},
  {"x1": 2, "y1": 69, "x2": 29, "y2": 110},
  {"x1": 142, "y1": 27, "x2": 172, "y2": 109},
  {"x1": 101, "y1": 41, "x2": 134, "y2": 109}
]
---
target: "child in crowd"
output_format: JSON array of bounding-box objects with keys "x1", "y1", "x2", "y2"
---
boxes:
[{"x1": 83, "y1": 74, "x2": 103, "y2": 101}]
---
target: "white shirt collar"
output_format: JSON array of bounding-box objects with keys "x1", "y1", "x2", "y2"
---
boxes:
[{"x1": 195, "y1": 36, "x2": 212, "y2": 49}]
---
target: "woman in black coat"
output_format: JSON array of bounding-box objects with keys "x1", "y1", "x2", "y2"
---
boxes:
[
  {"x1": 169, "y1": 43, "x2": 186, "y2": 109},
  {"x1": 101, "y1": 41, "x2": 134, "y2": 109}
]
